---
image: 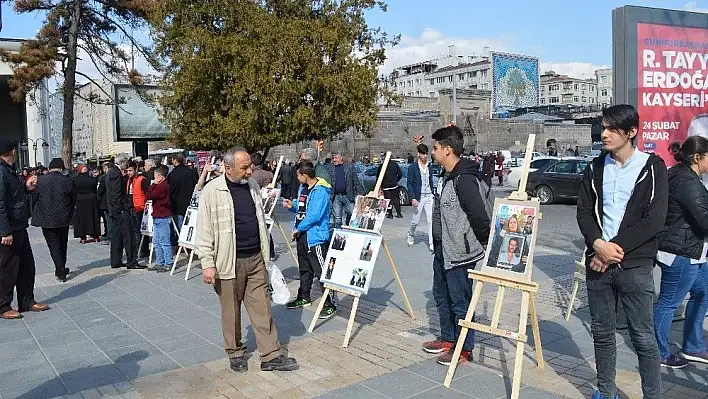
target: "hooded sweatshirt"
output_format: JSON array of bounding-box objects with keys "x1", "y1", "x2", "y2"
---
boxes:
[
  {"x1": 435, "y1": 158, "x2": 491, "y2": 269},
  {"x1": 576, "y1": 152, "x2": 668, "y2": 269},
  {"x1": 290, "y1": 177, "x2": 332, "y2": 247}
]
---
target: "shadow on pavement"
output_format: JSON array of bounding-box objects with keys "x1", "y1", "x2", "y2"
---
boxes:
[{"x1": 15, "y1": 351, "x2": 149, "y2": 399}]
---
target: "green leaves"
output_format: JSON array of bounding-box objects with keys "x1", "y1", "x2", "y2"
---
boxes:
[{"x1": 149, "y1": 0, "x2": 395, "y2": 152}]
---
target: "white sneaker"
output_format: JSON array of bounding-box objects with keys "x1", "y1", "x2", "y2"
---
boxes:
[{"x1": 406, "y1": 234, "x2": 414, "y2": 246}]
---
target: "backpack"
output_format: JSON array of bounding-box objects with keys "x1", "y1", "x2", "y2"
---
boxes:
[{"x1": 452, "y1": 175, "x2": 493, "y2": 219}]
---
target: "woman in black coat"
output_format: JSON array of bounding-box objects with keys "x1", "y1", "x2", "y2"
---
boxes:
[
  {"x1": 73, "y1": 165, "x2": 101, "y2": 243},
  {"x1": 32, "y1": 158, "x2": 75, "y2": 281}
]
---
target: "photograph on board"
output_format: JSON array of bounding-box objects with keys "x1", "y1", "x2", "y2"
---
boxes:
[
  {"x1": 261, "y1": 187, "x2": 281, "y2": 216},
  {"x1": 348, "y1": 195, "x2": 390, "y2": 232},
  {"x1": 483, "y1": 200, "x2": 538, "y2": 278},
  {"x1": 319, "y1": 229, "x2": 382, "y2": 294}
]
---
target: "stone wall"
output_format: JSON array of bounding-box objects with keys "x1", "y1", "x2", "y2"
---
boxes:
[{"x1": 268, "y1": 90, "x2": 592, "y2": 161}]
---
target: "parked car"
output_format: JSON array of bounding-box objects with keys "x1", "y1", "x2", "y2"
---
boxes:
[
  {"x1": 507, "y1": 157, "x2": 559, "y2": 189},
  {"x1": 525, "y1": 158, "x2": 589, "y2": 204},
  {"x1": 358, "y1": 164, "x2": 411, "y2": 205}
]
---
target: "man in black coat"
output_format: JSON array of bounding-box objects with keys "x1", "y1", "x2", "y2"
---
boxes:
[
  {"x1": 168, "y1": 153, "x2": 197, "y2": 244},
  {"x1": 0, "y1": 139, "x2": 49, "y2": 319},
  {"x1": 32, "y1": 158, "x2": 75, "y2": 282},
  {"x1": 376, "y1": 160, "x2": 403, "y2": 218},
  {"x1": 106, "y1": 155, "x2": 145, "y2": 270},
  {"x1": 97, "y1": 162, "x2": 110, "y2": 240}
]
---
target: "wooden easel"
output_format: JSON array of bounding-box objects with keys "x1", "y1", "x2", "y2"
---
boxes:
[
  {"x1": 443, "y1": 135, "x2": 544, "y2": 399},
  {"x1": 308, "y1": 151, "x2": 415, "y2": 348},
  {"x1": 139, "y1": 217, "x2": 181, "y2": 268},
  {"x1": 565, "y1": 252, "x2": 586, "y2": 321}
]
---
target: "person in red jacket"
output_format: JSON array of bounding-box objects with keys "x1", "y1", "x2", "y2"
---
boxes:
[{"x1": 146, "y1": 165, "x2": 172, "y2": 272}]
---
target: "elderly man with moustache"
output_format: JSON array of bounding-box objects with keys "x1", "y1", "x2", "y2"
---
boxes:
[{"x1": 196, "y1": 147, "x2": 297, "y2": 373}]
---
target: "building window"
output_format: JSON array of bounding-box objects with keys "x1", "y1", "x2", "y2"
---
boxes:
[
  {"x1": 574, "y1": 84, "x2": 579, "y2": 90},
  {"x1": 429, "y1": 91, "x2": 435, "y2": 97},
  {"x1": 459, "y1": 73, "x2": 465, "y2": 81},
  {"x1": 601, "y1": 89, "x2": 608, "y2": 96},
  {"x1": 549, "y1": 84, "x2": 559, "y2": 91},
  {"x1": 540, "y1": 98, "x2": 546, "y2": 104},
  {"x1": 429, "y1": 79, "x2": 435, "y2": 85},
  {"x1": 468, "y1": 72, "x2": 473, "y2": 78},
  {"x1": 600, "y1": 76, "x2": 608, "y2": 83},
  {"x1": 549, "y1": 97, "x2": 560, "y2": 104},
  {"x1": 407, "y1": 80, "x2": 412, "y2": 87},
  {"x1": 581, "y1": 96, "x2": 587, "y2": 102},
  {"x1": 481, "y1": 70, "x2": 487, "y2": 77},
  {"x1": 574, "y1": 96, "x2": 580, "y2": 102},
  {"x1": 448, "y1": 75, "x2": 453, "y2": 82},
  {"x1": 563, "y1": 82, "x2": 572, "y2": 90},
  {"x1": 589, "y1": 98, "x2": 595, "y2": 103}
]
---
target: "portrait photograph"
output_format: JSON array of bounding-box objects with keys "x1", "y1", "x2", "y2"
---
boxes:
[
  {"x1": 261, "y1": 187, "x2": 281, "y2": 216},
  {"x1": 349, "y1": 268, "x2": 368, "y2": 289},
  {"x1": 325, "y1": 257, "x2": 336, "y2": 280},
  {"x1": 482, "y1": 198, "x2": 539, "y2": 281},
  {"x1": 359, "y1": 240, "x2": 374, "y2": 261}
]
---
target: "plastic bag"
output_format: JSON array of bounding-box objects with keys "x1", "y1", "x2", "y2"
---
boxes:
[{"x1": 267, "y1": 262, "x2": 291, "y2": 305}]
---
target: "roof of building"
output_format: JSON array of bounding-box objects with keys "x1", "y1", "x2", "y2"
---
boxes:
[
  {"x1": 508, "y1": 112, "x2": 563, "y2": 121},
  {"x1": 541, "y1": 74, "x2": 594, "y2": 83},
  {"x1": 433, "y1": 60, "x2": 490, "y2": 74}
]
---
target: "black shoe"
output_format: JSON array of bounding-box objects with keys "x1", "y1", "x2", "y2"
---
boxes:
[
  {"x1": 63, "y1": 267, "x2": 70, "y2": 275},
  {"x1": 395, "y1": 213, "x2": 404, "y2": 218},
  {"x1": 261, "y1": 355, "x2": 298, "y2": 371},
  {"x1": 286, "y1": 298, "x2": 312, "y2": 309},
  {"x1": 127, "y1": 263, "x2": 147, "y2": 270},
  {"x1": 319, "y1": 303, "x2": 337, "y2": 320},
  {"x1": 229, "y1": 356, "x2": 248, "y2": 373},
  {"x1": 56, "y1": 275, "x2": 67, "y2": 283},
  {"x1": 111, "y1": 263, "x2": 127, "y2": 269},
  {"x1": 386, "y1": 214, "x2": 393, "y2": 219}
]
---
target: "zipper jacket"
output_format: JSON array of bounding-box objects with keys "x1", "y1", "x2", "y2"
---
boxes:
[{"x1": 576, "y1": 152, "x2": 668, "y2": 269}]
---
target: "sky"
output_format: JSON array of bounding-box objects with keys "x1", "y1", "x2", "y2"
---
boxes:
[{"x1": 2, "y1": 1, "x2": 708, "y2": 79}]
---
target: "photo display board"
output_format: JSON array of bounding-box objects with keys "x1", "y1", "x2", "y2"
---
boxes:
[
  {"x1": 140, "y1": 200, "x2": 154, "y2": 236},
  {"x1": 320, "y1": 228, "x2": 383, "y2": 295},
  {"x1": 178, "y1": 189, "x2": 200, "y2": 247},
  {"x1": 481, "y1": 198, "x2": 540, "y2": 281}
]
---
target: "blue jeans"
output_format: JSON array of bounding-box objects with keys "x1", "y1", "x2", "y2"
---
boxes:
[
  {"x1": 586, "y1": 265, "x2": 660, "y2": 399},
  {"x1": 654, "y1": 256, "x2": 708, "y2": 359},
  {"x1": 332, "y1": 194, "x2": 354, "y2": 229},
  {"x1": 153, "y1": 217, "x2": 173, "y2": 266},
  {"x1": 432, "y1": 241, "x2": 475, "y2": 351}
]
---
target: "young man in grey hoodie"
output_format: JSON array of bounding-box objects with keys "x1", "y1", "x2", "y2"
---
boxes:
[{"x1": 422, "y1": 125, "x2": 490, "y2": 366}]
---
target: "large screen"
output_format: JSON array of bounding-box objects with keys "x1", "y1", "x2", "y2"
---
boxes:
[
  {"x1": 114, "y1": 84, "x2": 169, "y2": 141},
  {"x1": 490, "y1": 52, "x2": 540, "y2": 116},
  {"x1": 614, "y1": 6, "x2": 708, "y2": 167},
  {"x1": 637, "y1": 23, "x2": 708, "y2": 165}
]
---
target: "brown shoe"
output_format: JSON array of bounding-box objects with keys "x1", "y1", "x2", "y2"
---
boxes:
[
  {"x1": 20, "y1": 303, "x2": 49, "y2": 313},
  {"x1": 0, "y1": 309, "x2": 22, "y2": 319}
]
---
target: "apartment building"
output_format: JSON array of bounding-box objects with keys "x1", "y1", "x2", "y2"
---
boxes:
[
  {"x1": 539, "y1": 71, "x2": 597, "y2": 107},
  {"x1": 389, "y1": 46, "x2": 492, "y2": 98},
  {"x1": 595, "y1": 68, "x2": 613, "y2": 108}
]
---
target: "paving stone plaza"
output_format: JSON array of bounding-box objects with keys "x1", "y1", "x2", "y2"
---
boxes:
[{"x1": 0, "y1": 198, "x2": 706, "y2": 399}]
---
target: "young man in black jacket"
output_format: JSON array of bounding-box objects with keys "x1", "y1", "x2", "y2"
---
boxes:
[
  {"x1": 576, "y1": 105, "x2": 666, "y2": 399},
  {"x1": 168, "y1": 153, "x2": 198, "y2": 244}
]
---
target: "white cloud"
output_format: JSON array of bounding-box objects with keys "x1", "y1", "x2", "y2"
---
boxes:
[
  {"x1": 684, "y1": 1, "x2": 708, "y2": 13},
  {"x1": 381, "y1": 28, "x2": 608, "y2": 79}
]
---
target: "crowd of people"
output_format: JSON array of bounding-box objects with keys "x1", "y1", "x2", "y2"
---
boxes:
[{"x1": 2, "y1": 105, "x2": 707, "y2": 396}]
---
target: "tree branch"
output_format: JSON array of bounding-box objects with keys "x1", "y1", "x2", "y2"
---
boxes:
[{"x1": 73, "y1": 70, "x2": 117, "y2": 104}]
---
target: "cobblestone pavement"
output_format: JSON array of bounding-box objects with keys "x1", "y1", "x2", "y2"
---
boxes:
[{"x1": 0, "y1": 204, "x2": 706, "y2": 398}]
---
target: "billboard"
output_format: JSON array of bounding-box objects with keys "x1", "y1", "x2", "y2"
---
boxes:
[
  {"x1": 114, "y1": 84, "x2": 169, "y2": 141},
  {"x1": 614, "y1": 6, "x2": 708, "y2": 166},
  {"x1": 490, "y1": 52, "x2": 540, "y2": 116}
]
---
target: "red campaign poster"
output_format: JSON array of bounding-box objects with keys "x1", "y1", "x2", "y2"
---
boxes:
[
  {"x1": 637, "y1": 23, "x2": 708, "y2": 167},
  {"x1": 196, "y1": 151, "x2": 210, "y2": 173}
]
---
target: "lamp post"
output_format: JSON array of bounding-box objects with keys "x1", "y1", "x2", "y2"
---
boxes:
[{"x1": 22, "y1": 138, "x2": 50, "y2": 166}]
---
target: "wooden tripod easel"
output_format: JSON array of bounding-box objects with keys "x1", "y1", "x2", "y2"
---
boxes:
[
  {"x1": 443, "y1": 134, "x2": 544, "y2": 399},
  {"x1": 307, "y1": 151, "x2": 415, "y2": 348}
]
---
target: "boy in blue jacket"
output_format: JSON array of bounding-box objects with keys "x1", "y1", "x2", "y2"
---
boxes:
[{"x1": 282, "y1": 161, "x2": 336, "y2": 319}]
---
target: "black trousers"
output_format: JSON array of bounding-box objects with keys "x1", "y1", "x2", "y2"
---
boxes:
[
  {"x1": 269, "y1": 233, "x2": 275, "y2": 259},
  {"x1": 110, "y1": 211, "x2": 137, "y2": 267},
  {"x1": 295, "y1": 233, "x2": 332, "y2": 303},
  {"x1": 383, "y1": 186, "x2": 401, "y2": 216},
  {"x1": 42, "y1": 227, "x2": 69, "y2": 277},
  {"x1": 0, "y1": 229, "x2": 37, "y2": 313}
]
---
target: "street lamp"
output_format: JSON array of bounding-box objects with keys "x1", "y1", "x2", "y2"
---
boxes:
[{"x1": 23, "y1": 138, "x2": 50, "y2": 166}]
